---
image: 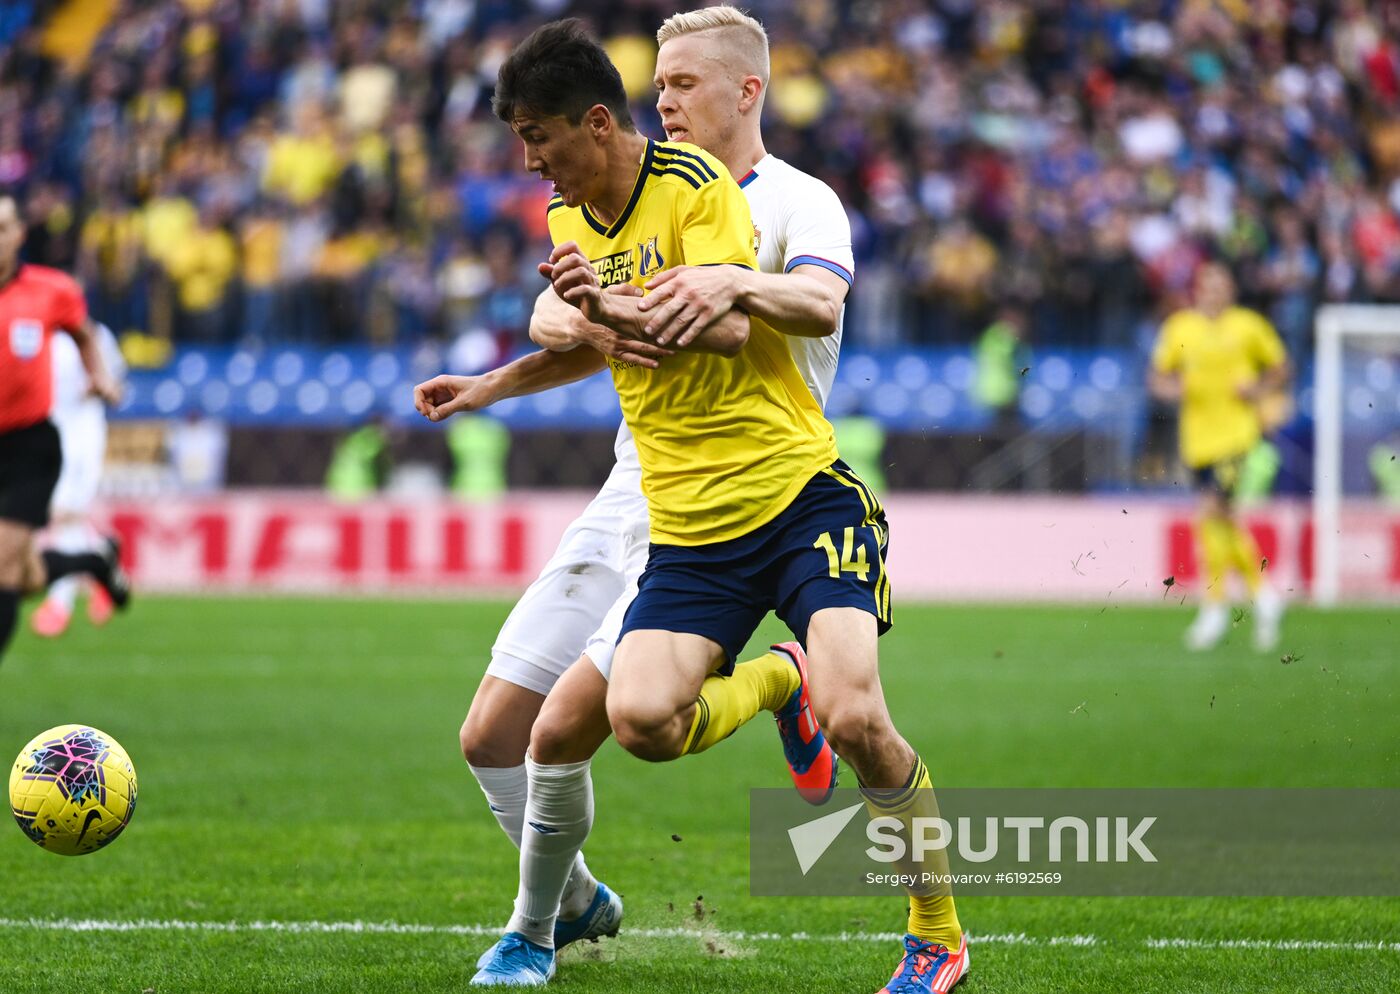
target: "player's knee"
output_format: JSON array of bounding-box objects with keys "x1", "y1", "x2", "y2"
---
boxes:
[
  {"x1": 457, "y1": 716, "x2": 486, "y2": 765},
  {"x1": 612, "y1": 724, "x2": 678, "y2": 762},
  {"x1": 819, "y1": 701, "x2": 891, "y2": 767},
  {"x1": 608, "y1": 701, "x2": 682, "y2": 762},
  {"x1": 528, "y1": 713, "x2": 574, "y2": 765},
  {"x1": 458, "y1": 713, "x2": 524, "y2": 769}
]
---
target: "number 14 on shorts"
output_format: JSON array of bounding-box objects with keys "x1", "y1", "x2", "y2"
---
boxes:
[{"x1": 813, "y1": 527, "x2": 871, "y2": 581}]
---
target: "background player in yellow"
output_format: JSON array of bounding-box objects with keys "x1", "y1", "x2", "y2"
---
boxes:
[{"x1": 1150, "y1": 261, "x2": 1292, "y2": 651}]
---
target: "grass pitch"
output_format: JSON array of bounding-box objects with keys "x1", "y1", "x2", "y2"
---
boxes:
[{"x1": 1, "y1": 598, "x2": 1397, "y2": 993}]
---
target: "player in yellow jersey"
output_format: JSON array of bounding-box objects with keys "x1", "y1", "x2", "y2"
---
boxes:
[
  {"x1": 430, "y1": 18, "x2": 962, "y2": 991},
  {"x1": 1150, "y1": 261, "x2": 1292, "y2": 651},
  {"x1": 537, "y1": 149, "x2": 835, "y2": 546}
]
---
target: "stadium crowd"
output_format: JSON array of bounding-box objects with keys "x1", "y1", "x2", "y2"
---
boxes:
[{"x1": 2, "y1": 0, "x2": 1399, "y2": 359}]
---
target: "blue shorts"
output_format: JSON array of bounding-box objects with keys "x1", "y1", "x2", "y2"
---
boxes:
[{"x1": 618, "y1": 460, "x2": 892, "y2": 671}]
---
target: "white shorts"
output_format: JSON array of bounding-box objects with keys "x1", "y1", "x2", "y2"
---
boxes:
[
  {"x1": 486, "y1": 483, "x2": 648, "y2": 696},
  {"x1": 50, "y1": 401, "x2": 107, "y2": 516}
]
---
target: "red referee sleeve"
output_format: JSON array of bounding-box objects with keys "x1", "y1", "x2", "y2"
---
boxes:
[{"x1": 54, "y1": 273, "x2": 88, "y2": 332}]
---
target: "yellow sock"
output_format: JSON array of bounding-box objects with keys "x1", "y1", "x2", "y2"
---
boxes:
[
  {"x1": 1197, "y1": 518, "x2": 1232, "y2": 602},
  {"x1": 1227, "y1": 523, "x2": 1262, "y2": 595},
  {"x1": 861, "y1": 756, "x2": 962, "y2": 948},
  {"x1": 681, "y1": 652, "x2": 799, "y2": 756}
]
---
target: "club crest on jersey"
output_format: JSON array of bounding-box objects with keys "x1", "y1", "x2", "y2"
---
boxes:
[
  {"x1": 592, "y1": 249, "x2": 635, "y2": 288},
  {"x1": 9, "y1": 319, "x2": 42, "y2": 360},
  {"x1": 636, "y1": 235, "x2": 666, "y2": 278},
  {"x1": 754, "y1": 224, "x2": 762, "y2": 255}
]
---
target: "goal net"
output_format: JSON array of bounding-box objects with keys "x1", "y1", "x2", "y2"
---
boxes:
[{"x1": 1312, "y1": 305, "x2": 1400, "y2": 605}]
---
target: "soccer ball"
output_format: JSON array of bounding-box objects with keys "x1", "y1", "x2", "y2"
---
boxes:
[{"x1": 9, "y1": 725, "x2": 137, "y2": 856}]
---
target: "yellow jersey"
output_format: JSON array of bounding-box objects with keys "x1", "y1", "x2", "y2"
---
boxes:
[
  {"x1": 1150, "y1": 305, "x2": 1287, "y2": 468},
  {"x1": 547, "y1": 139, "x2": 838, "y2": 545}
]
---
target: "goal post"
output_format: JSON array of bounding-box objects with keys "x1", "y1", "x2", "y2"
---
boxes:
[{"x1": 1312, "y1": 304, "x2": 1400, "y2": 606}]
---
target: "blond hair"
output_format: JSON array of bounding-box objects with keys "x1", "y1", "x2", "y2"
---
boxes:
[{"x1": 656, "y1": 5, "x2": 770, "y2": 87}]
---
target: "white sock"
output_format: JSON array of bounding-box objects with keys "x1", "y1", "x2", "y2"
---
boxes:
[
  {"x1": 506, "y1": 757, "x2": 597, "y2": 948},
  {"x1": 45, "y1": 522, "x2": 92, "y2": 613},
  {"x1": 558, "y1": 851, "x2": 598, "y2": 923},
  {"x1": 468, "y1": 760, "x2": 597, "y2": 924},
  {"x1": 468, "y1": 762, "x2": 528, "y2": 848}
]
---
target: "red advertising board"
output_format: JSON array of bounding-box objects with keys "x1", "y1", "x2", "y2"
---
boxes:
[{"x1": 82, "y1": 492, "x2": 1399, "y2": 602}]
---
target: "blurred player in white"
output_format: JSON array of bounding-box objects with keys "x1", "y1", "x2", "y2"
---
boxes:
[
  {"x1": 416, "y1": 10, "x2": 964, "y2": 992},
  {"x1": 32, "y1": 321, "x2": 127, "y2": 637}
]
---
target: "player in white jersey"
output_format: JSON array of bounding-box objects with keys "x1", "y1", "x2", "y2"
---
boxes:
[
  {"x1": 413, "y1": 7, "x2": 864, "y2": 987},
  {"x1": 32, "y1": 322, "x2": 126, "y2": 637}
]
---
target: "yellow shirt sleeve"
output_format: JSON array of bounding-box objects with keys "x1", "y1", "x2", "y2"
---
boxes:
[
  {"x1": 1150, "y1": 314, "x2": 1184, "y2": 374},
  {"x1": 679, "y1": 174, "x2": 757, "y2": 269},
  {"x1": 1246, "y1": 309, "x2": 1288, "y2": 371}
]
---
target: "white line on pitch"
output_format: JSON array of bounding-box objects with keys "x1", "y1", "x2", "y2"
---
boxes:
[
  {"x1": 0, "y1": 919, "x2": 1077, "y2": 945},
  {"x1": 0, "y1": 919, "x2": 1397, "y2": 952},
  {"x1": 1145, "y1": 938, "x2": 1400, "y2": 952}
]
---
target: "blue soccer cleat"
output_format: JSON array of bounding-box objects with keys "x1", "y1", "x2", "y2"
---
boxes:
[
  {"x1": 474, "y1": 882, "x2": 623, "y2": 971},
  {"x1": 553, "y1": 881, "x2": 623, "y2": 951},
  {"x1": 470, "y1": 932, "x2": 556, "y2": 987},
  {"x1": 770, "y1": 642, "x2": 839, "y2": 805},
  {"x1": 876, "y1": 933, "x2": 969, "y2": 994}
]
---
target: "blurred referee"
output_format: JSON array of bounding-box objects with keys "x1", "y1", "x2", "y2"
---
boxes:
[{"x1": 0, "y1": 192, "x2": 129, "y2": 665}]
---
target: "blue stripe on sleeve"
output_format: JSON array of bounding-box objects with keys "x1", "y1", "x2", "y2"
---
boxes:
[{"x1": 785, "y1": 254, "x2": 853, "y2": 286}]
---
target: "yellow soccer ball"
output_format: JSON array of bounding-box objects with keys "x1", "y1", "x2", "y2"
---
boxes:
[{"x1": 9, "y1": 725, "x2": 137, "y2": 856}]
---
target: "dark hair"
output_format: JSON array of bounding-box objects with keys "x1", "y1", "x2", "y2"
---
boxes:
[{"x1": 493, "y1": 19, "x2": 634, "y2": 130}]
